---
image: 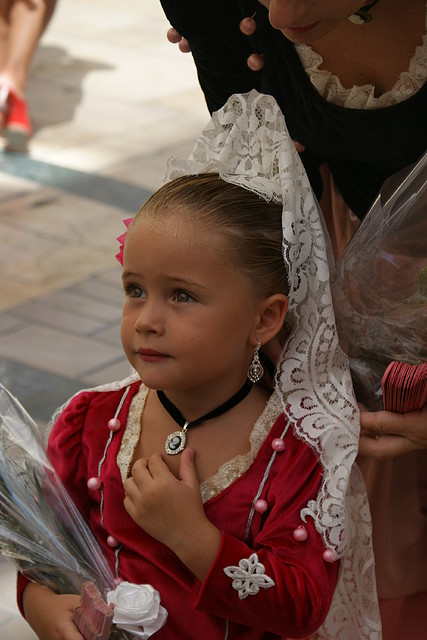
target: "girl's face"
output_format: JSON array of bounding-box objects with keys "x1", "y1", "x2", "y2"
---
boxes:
[
  {"x1": 121, "y1": 213, "x2": 264, "y2": 398},
  {"x1": 258, "y1": 0, "x2": 365, "y2": 43}
]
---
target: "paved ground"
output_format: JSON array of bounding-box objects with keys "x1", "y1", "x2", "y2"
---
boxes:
[{"x1": 0, "y1": 0, "x2": 208, "y2": 635}]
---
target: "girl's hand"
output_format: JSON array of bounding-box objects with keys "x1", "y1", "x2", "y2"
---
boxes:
[
  {"x1": 22, "y1": 582, "x2": 82, "y2": 640},
  {"x1": 124, "y1": 448, "x2": 221, "y2": 580},
  {"x1": 124, "y1": 449, "x2": 207, "y2": 550},
  {"x1": 359, "y1": 405, "x2": 427, "y2": 458}
]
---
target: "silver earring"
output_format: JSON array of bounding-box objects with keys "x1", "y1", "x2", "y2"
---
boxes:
[{"x1": 247, "y1": 341, "x2": 264, "y2": 383}]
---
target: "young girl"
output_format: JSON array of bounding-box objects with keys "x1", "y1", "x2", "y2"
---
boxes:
[{"x1": 18, "y1": 91, "x2": 380, "y2": 639}]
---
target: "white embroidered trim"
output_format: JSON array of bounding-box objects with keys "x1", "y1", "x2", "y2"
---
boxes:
[
  {"x1": 295, "y1": 6, "x2": 427, "y2": 108},
  {"x1": 117, "y1": 384, "x2": 148, "y2": 483},
  {"x1": 224, "y1": 553, "x2": 275, "y2": 599},
  {"x1": 200, "y1": 392, "x2": 282, "y2": 503},
  {"x1": 117, "y1": 383, "x2": 282, "y2": 498}
]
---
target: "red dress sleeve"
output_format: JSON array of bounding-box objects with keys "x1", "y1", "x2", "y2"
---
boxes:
[{"x1": 192, "y1": 417, "x2": 339, "y2": 638}]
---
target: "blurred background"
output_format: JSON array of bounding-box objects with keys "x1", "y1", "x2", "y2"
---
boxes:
[{"x1": 0, "y1": 1, "x2": 207, "y2": 636}]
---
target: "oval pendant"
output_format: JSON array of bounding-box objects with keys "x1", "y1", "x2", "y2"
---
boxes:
[
  {"x1": 165, "y1": 430, "x2": 186, "y2": 455},
  {"x1": 347, "y1": 10, "x2": 372, "y2": 25}
]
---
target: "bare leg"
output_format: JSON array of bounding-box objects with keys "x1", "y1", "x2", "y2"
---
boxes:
[
  {"x1": 0, "y1": 0, "x2": 57, "y2": 96},
  {"x1": 0, "y1": 1, "x2": 13, "y2": 71}
]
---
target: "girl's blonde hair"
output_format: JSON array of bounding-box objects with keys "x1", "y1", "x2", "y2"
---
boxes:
[{"x1": 133, "y1": 173, "x2": 288, "y2": 298}]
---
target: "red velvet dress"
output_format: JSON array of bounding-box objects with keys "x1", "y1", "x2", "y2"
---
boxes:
[{"x1": 18, "y1": 381, "x2": 338, "y2": 639}]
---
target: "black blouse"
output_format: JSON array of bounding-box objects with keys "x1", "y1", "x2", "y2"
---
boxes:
[{"x1": 160, "y1": 0, "x2": 427, "y2": 219}]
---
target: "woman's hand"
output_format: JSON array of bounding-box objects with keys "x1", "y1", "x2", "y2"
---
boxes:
[
  {"x1": 166, "y1": 27, "x2": 191, "y2": 52},
  {"x1": 359, "y1": 405, "x2": 427, "y2": 458},
  {"x1": 124, "y1": 448, "x2": 221, "y2": 580},
  {"x1": 22, "y1": 582, "x2": 81, "y2": 640}
]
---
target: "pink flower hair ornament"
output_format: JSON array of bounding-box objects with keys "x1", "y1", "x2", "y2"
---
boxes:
[{"x1": 115, "y1": 218, "x2": 133, "y2": 266}]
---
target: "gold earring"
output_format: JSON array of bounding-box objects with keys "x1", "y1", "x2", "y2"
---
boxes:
[{"x1": 247, "y1": 341, "x2": 264, "y2": 383}]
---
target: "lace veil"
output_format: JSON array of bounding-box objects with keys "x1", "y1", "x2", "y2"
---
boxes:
[{"x1": 166, "y1": 90, "x2": 381, "y2": 639}]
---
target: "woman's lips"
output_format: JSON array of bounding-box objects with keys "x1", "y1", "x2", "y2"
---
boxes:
[{"x1": 285, "y1": 20, "x2": 321, "y2": 33}]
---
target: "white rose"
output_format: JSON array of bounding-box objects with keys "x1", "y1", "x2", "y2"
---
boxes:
[{"x1": 107, "y1": 582, "x2": 167, "y2": 639}]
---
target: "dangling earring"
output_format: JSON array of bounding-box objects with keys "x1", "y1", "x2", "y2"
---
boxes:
[
  {"x1": 247, "y1": 341, "x2": 264, "y2": 383},
  {"x1": 348, "y1": 0, "x2": 380, "y2": 24}
]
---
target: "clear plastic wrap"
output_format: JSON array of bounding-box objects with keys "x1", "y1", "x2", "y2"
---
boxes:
[
  {"x1": 331, "y1": 152, "x2": 427, "y2": 410},
  {"x1": 0, "y1": 383, "x2": 135, "y2": 639}
]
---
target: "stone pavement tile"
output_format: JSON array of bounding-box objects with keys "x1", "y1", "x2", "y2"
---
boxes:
[
  {"x1": 10, "y1": 301, "x2": 107, "y2": 336},
  {"x1": 0, "y1": 172, "x2": 38, "y2": 202},
  {"x1": 101, "y1": 133, "x2": 204, "y2": 192},
  {"x1": 97, "y1": 267, "x2": 124, "y2": 286},
  {"x1": 41, "y1": 288, "x2": 122, "y2": 322},
  {"x1": 91, "y1": 324, "x2": 122, "y2": 348},
  {"x1": 80, "y1": 357, "x2": 131, "y2": 388},
  {"x1": 70, "y1": 277, "x2": 124, "y2": 307},
  {"x1": 0, "y1": 186, "x2": 125, "y2": 250},
  {"x1": 0, "y1": 324, "x2": 123, "y2": 379},
  {"x1": 0, "y1": 153, "x2": 152, "y2": 211},
  {"x1": 0, "y1": 314, "x2": 27, "y2": 334},
  {"x1": 30, "y1": 99, "x2": 205, "y2": 178},
  {"x1": 0, "y1": 185, "x2": 129, "y2": 312},
  {"x1": 0, "y1": 356, "x2": 83, "y2": 423}
]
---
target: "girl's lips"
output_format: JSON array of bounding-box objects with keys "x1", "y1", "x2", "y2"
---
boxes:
[
  {"x1": 137, "y1": 349, "x2": 169, "y2": 362},
  {"x1": 285, "y1": 20, "x2": 321, "y2": 33}
]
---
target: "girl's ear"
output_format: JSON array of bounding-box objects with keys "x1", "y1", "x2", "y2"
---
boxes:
[{"x1": 252, "y1": 294, "x2": 288, "y2": 346}]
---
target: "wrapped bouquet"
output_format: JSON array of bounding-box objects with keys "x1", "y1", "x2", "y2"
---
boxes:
[
  {"x1": 0, "y1": 384, "x2": 166, "y2": 639},
  {"x1": 331, "y1": 152, "x2": 427, "y2": 411}
]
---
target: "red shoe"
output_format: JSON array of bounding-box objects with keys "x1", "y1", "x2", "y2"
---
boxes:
[{"x1": 1, "y1": 86, "x2": 32, "y2": 152}]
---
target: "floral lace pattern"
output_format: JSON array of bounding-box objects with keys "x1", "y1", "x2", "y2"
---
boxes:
[
  {"x1": 295, "y1": 6, "x2": 427, "y2": 108},
  {"x1": 166, "y1": 91, "x2": 381, "y2": 638}
]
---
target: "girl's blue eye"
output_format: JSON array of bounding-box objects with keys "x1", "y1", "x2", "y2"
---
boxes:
[
  {"x1": 175, "y1": 290, "x2": 193, "y2": 303},
  {"x1": 125, "y1": 284, "x2": 144, "y2": 299}
]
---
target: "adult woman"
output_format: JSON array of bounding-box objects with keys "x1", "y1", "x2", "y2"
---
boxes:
[
  {"x1": 160, "y1": 2, "x2": 427, "y2": 637},
  {"x1": 161, "y1": 0, "x2": 427, "y2": 457}
]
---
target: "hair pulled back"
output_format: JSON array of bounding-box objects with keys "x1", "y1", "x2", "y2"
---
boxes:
[{"x1": 133, "y1": 173, "x2": 288, "y2": 299}]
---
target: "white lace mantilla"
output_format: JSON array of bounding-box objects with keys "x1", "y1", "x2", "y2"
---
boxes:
[
  {"x1": 295, "y1": 5, "x2": 427, "y2": 108},
  {"x1": 166, "y1": 91, "x2": 381, "y2": 639},
  {"x1": 117, "y1": 383, "x2": 282, "y2": 502}
]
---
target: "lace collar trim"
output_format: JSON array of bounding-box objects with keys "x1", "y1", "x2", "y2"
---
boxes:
[
  {"x1": 295, "y1": 6, "x2": 427, "y2": 109},
  {"x1": 117, "y1": 384, "x2": 282, "y2": 503}
]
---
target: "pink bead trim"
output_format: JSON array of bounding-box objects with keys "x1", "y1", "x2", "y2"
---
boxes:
[
  {"x1": 323, "y1": 549, "x2": 337, "y2": 563},
  {"x1": 108, "y1": 418, "x2": 121, "y2": 431},
  {"x1": 293, "y1": 525, "x2": 308, "y2": 542},
  {"x1": 87, "y1": 477, "x2": 101, "y2": 491},
  {"x1": 107, "y1": 535, "x2": 119, "y2": 548},
  {"x1": 254, "y1": 499, "x2": 268, "y2": 513},
  {"x1": 271, "y1": 438, "x2": 286, "y2": 452}
]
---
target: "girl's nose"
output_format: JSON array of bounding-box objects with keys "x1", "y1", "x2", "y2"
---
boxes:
[
  {"x1": 265, "y1": 0, "x2": 307, "y2": 29},
  {"x1": 134, "y1": 301, "x2": 164, "y2": 335}
]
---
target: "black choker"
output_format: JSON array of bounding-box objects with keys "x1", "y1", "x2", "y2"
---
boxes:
[
  {"x1": 348, "y1": 0, "x2": 380, "y2": 24},
  {"x1": 158, "y1": 378, "x2": 253, "y2": 455}
]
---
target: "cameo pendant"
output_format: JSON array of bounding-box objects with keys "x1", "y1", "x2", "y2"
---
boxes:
[{"x1": 165, "y1": 423, "x2": 189, "y2": 455}]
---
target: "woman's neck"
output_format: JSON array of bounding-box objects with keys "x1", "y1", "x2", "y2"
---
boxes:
[{"x1": 310, "y1": 0, "x2": 425, "y2": 94}]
